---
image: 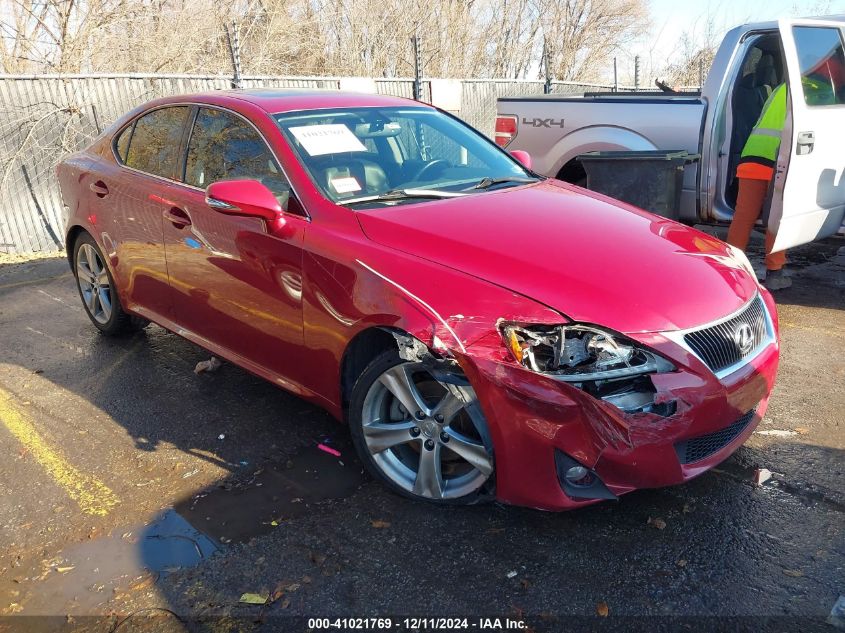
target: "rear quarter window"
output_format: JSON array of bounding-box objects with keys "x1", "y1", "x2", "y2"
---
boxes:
[
  {"x1": 113, "y1": 123, "x2": 132, "y2": 163},
  {"x1": 125, "y1": 106, "x2": 189, "y2": 178}
]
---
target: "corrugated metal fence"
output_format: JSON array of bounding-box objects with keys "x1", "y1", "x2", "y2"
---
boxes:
[{"x1": 0, "y1": 73, "x2": 626, "y2": 254}]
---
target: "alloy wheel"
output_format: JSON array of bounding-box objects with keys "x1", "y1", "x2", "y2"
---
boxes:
[
  {"x1": 360, "y1": 361, "x2": 493, "y2": 500},
  {"x1": 76, "y1": 243, "x2": 112, "y2": 325}
]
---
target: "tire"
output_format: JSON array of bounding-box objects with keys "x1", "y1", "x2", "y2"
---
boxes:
[
  {"x1": 348, "y1": 349, "x2": 495, "y2": 505},
  {"x1": 72, "y1": 232, "x2": 147, "y2": 335}
]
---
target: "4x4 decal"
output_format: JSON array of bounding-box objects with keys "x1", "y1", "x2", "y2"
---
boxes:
[{"x1": 522, "y1": 117, "x2": 565, "y2": 128}]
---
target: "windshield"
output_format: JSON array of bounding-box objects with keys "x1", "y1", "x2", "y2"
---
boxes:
[{"x1": 274, "y1": 107, "x2": 537, "y2": 207}]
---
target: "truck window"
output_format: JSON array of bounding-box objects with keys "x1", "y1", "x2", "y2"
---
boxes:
[{"x1": 792, "y1": 26, "x2": 845, "y2": 106}]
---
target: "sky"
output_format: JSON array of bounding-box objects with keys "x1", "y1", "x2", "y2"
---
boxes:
[{"x1": 617, "y1": 0, "x2": 845, "y2": 82}]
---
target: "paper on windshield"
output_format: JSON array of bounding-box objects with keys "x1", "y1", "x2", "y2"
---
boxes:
[
  {"x1": 289, "y1": 124, "x2": 367, "y2": 156},
  {"x1": 329, "y1": 176, "x2": 362, "y2": 193}
]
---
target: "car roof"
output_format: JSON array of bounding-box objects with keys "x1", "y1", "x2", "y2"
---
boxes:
[{"x1": 155, "y1": 88, "x2": 427, "y2": 114}]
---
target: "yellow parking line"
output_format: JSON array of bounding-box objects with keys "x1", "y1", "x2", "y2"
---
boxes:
[
  {"x1": 0, "y1": 387, "x2": 119, "y2": 516},
  {"x1": 780, "y1": 320, "x2": 845, "y2": 339},
  {"x1": 0, "y1": 272, "x2": 72, "y2": 291}
]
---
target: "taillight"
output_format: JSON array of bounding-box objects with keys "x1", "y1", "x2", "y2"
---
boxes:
[{"x1": 494, "y1": 115, "x2": 518, "y2": 147}]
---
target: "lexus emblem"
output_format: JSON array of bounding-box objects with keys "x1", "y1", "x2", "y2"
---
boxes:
[{"x1": 734, "y1": 323, "x2": 755, "y2": 355}]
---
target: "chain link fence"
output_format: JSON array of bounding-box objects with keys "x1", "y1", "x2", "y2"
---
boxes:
[{"x1": 0, "y1": 73, "x2": 634, "y2": 254}]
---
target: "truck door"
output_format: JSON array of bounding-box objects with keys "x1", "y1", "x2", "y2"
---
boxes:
[{"x1": 769, "y1": 18, "x2": 845, "y2": 251}]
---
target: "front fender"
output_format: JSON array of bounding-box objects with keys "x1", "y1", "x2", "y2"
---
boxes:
[{"x1": 301, "y1": 235, "x2": 564, "y2": 417}]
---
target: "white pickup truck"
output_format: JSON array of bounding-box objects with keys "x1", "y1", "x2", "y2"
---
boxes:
[{"x1": 495, "y1": 17, "x2": 845, "y2": 251}]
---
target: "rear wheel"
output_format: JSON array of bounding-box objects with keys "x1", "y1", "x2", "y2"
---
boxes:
[
  {"x1": 73, "y1": 232, "x2": 145, "y2": 335},
  {"x1": 348, "y1": 350, "x2": 494, "y2": 504}
]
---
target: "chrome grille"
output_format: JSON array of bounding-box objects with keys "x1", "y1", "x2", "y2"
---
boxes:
[{"x1": 683, "y1": 296, "x2": 768, "y2": 373}]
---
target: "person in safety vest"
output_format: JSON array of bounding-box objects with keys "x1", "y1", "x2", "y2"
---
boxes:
[{"x1": 726, "y1": 83, "x2": 791, "y2": 291}]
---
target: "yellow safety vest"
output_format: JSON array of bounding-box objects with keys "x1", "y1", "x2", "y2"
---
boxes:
[{"x1": 740, "y1": 83, "x2": 787, "y2": 167}]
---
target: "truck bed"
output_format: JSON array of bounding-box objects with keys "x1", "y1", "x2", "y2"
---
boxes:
[{"x1": 497, "y1": 95, "x2": 707, "y2": 221}]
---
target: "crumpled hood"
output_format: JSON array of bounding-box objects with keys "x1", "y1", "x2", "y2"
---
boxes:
[{"x1": 356, "y1": 180, "x2": 758, "y2": 333}]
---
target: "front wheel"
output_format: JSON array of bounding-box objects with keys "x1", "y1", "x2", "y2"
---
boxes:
[{"x1": 348, "y1": 350, "x2": 494, "y2": 504}]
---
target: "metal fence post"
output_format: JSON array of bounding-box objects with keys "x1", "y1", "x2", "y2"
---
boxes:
[
  {"x1": 634, "y1": 56, "x2": 640, "y2": 90},
  {"x1": 225, "y1": 21, "x2": 242, "y2": 89},
  {"x1": 543, "y1": 38, "x2": 552, "y2": 94},
  {"x1": 412, "y1": 36, "x2": 422, "y2": 101},
  {"x1": 613, "y1": 58, "x2": 618, "y2": 92}
]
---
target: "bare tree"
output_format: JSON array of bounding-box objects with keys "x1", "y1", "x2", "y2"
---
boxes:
[
  {"x1": 0, "y1": 0, "x2": 651, "y2": 80},
  {"x1": 535, "y1": 0, "x2": 649, "y2": 82},
  {"x1": 661, "y1": 12, "x2": 721, "y2": 88}
]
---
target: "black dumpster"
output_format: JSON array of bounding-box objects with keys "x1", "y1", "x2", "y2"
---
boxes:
[{"x1": 577, "y1": 150, "x2": 700, "y2": 219}]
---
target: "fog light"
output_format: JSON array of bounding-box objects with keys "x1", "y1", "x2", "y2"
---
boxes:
[{"x1": 565, "y1": 465, "x2": 589, "y2": 483}]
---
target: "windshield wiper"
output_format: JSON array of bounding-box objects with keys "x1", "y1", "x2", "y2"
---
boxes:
[
  {"x1": 466, "y1": 176, "x2": 538, "y2": 190},
  {"x1": 339, "y1": 188, "x2": 466, "y2": 207}
]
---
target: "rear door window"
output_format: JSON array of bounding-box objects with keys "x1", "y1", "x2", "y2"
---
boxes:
[
  {"x1": 792, "y1": 26, "x2": 845, "y2": 106},
  {"x1": 184, "y1": 107, "x2": 290, "y2": 203},
  {"x1": 125, "y1": 106, "x2": 189, "y2": 178}
]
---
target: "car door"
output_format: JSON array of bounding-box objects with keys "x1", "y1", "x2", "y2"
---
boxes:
[
  {"x1": 161, "y1": 106, "x2": 309, "y2": 387},
  {"x1": 107, "y1": 105, "x2": 190, "y2": 321},
  {"x1": 769, "y1": 18, "x2": 845, "y2": 252}
]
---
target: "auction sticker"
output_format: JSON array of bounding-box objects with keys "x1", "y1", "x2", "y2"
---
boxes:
[
  {"x1": 289, "y1": 124, "x2": 367, "y2": 156},
  {"x1": 330, "y1": 176, "x2": 362, "y2": 194}
]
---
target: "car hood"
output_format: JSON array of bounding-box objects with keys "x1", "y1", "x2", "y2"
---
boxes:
[{"x1": 355, "y1": 180, "x2": 759, "y2": 333}]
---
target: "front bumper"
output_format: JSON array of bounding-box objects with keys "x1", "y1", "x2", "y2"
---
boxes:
[{"x1": 456, "y1": 292, "x2": 780, "y2": 511}]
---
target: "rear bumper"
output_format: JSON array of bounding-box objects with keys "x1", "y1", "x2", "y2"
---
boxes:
[{"x1": 457, "y1": 293, "x2": 780, "y2": 511}]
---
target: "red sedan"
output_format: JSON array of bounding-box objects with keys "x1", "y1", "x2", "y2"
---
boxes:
[{"x1": 57, "y1": 90, "x2": 779, "y2": 510}]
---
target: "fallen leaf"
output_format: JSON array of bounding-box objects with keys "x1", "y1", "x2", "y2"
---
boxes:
[
  {"x1": 596, "y1": 602, "x2": 609, "y2": 617},
  {"x1": 676, "y1": 559, "x2": 688, "y2": 568},
  {"x1": 280, "y1": 598, "x2": 291, "y2": 609},
  {"x1": 286, "y1": 583, "x2": 301, "y2": 593},
  {"x1": 782, "y1": 569, "x2": 804, "y2": 578},
  {"x1": 302, "y1": 576, "x2": 312, "y2": 584},
  {"x1": 239, "y1": 593, "x2": 267, "y2": 605},
  {"x1": 370, "y1": 520, "x2": 391, "y2": 529},
  {"x1": 648, "y1": 517, "x2": 667, "y2": 530},
  {"x1": 127, "y1": 572, "x2": 157, "y2": 592},
  {"x1": 270, "y1": 520, "x2": 279, "y2": 527},
  {"x1": 794, "y1": 427, "x2": 810, "y2": 435}
]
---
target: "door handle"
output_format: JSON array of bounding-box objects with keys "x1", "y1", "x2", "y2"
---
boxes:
[
  {"x1": 797, "y1": 131, "x2": 814, "y2": 155},
  {"x1": 163, "y1": 207, "x2": 192, "y2": 228},
  {"x1": 89, "y1": 181, "x2": 109, "y2": 197}
]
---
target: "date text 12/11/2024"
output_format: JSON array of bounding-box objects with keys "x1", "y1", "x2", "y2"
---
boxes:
[{"x1": 307, "y1": 617, "x2": 528, "y2": 630}]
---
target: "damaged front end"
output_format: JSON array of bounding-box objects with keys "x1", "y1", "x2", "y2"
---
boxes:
[
  {"x1": 353, "y1": 256, "x2": 778, "y2": 511},
  {"x1": 428, "y1": 313, "x2": 778, "y2": 511},
  {"x1": 500, "y1": 322, "x2": 677, "y2": 416}
]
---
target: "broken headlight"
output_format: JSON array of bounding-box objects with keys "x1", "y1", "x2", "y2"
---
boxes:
[{"x1": 502, "y1": 324, "x2": 674, "y2": 382}]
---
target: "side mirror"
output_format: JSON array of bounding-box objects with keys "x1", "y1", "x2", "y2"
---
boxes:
[
  {"x1": 205, "y1": 180, "x2": 282, "y2": 221},
  {"x1": 510, "y1": 150, "x2": 532, "y2": 170}
]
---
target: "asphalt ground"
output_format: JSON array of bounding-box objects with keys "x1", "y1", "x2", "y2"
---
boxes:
[{"x1": 0, "y1": 231, "x2": 842, "y2": 633}]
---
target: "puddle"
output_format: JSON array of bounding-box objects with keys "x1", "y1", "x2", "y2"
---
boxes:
[
  {"x1": 13, "y1": 440, "x2": 363, "y2": 616},
  {"x1": 18, "y1": 509, "x2": 217, "y2": 615},
  {"x1": 175, "y1": 438, "x2": 365, "y2": 544}
]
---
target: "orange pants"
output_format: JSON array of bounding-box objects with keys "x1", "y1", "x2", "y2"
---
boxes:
[{"x1": 726, "y1": 177, "x2": 787, "y2": 271}]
